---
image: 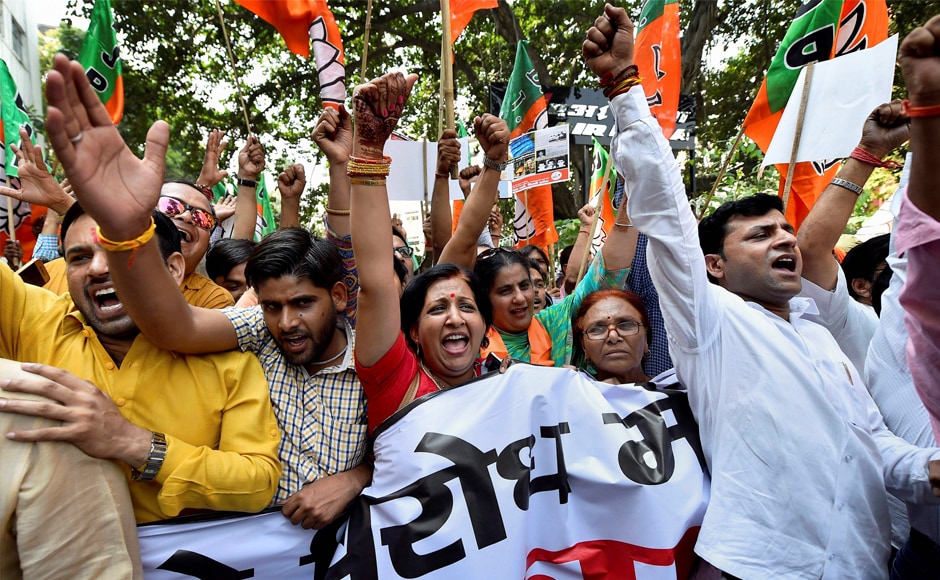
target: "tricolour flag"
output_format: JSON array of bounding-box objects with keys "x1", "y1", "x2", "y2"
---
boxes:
[
  {"x1": 235, "y1": 0, "x2": 346, "y2": 108},
  {"x1": 588, "y1": 137, "x2": 617, "y2": 256},
  {"x1": 634, "y1": 0, "x2": 680, "y2": 139},
  {"x1": 0, "y1": 60, "x2": 44, "y2": 260},
  {"x1": 741, "y1": 0, "x2": 888, "y2": 230},
  {"x1": 78, "y1": 0, "x2": 123, "y2": 125},
  {"x1": 449, "y1": 0, "x2": 498, "y2": 44},
  {"x1": 499, "y1": 41, "x2": 557, "y2": 249}
]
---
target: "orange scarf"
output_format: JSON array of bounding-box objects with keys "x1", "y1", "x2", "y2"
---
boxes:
[{"x1": 483, "y1": 318, "x2": 554, "y2": 366}]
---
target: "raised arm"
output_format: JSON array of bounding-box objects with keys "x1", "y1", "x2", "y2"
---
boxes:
[
  {"x1": 0, "y1": 128, "x2": 74, "y2": 216},
  {"x1": 797, "y1": 102, "x2": 909, "y2": 289},
  {"x1": 44, "y1": 54, "x2": 238, "y2": 354},
  {"x1": 350, "y1": 71, "x2": 418, "y2": 366},
  {"x1": 599, "y1": 192, "x2": 640, "y2": 270},
  {"x1": 565, "y1": 204, "x2": 596, "y2": 292},
  {"x1": 195, "y1": 129, "x2": 230, "y2": 189},
  {"x1": 312, "y1": 106, "x2": 353, "y2": 237},
  {"x1": 429, "y1": 130, "x2": 461, "y2": 262},
  {"x1": 277, "y1": 164, "x2": 306, "y2": 230},
  {"x1": 232, "y1": 136, "x2": 265, "y2": 240},
  {"x1": 438, "y1": 115, "x2": 508, "y2": 268}
]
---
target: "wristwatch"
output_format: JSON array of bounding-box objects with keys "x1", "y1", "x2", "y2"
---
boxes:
[
  {"x1": 132, "y1": 431, "x2": 167, "y2": 482},
  {"x1": 236, "y1": 177, "x2": 258, "y2": 188},
  {"x1": 482, "y1": 156, "x2": 510, "y2": 172}
]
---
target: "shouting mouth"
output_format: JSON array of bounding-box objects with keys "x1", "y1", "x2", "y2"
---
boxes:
[
  {"x1": 442, "y1": 333, "x2": 470, "y2": 355},
  {"x1": 92, "y1": 287, "x2": 124, "y2": 314}
]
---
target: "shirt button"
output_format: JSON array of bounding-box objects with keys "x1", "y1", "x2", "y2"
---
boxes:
[
  {"x1": 81, "y1": 329, "x2": 91, "y2": 337},
  {"x1": 828, "y1": 554, "x2": 835, "y2": 561},
  {"x1": 837, "y1": 502, "x2": 844, "y2": 511},
  {"x1": 115, "y1": 397, "x2": 126, "y2": 407},
  {"x1": 270, "y1": 428, "x2": 278, "y2": 437},
  {"x1": 105, "y1": 361, "x2": 115, "y2": 370},
  {"x1": 844, "y1": 455, "x2": 852, "y2": 462}
]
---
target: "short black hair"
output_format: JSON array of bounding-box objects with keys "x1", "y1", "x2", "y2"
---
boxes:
[
  {"x1": 871, "y1": 262, "x2": 894, "y2": 317},
  {"x1": 244, "y1": 227, "x2": 343, "y2": 290},
  {"x1": 60, "y1": 202, "x2": 181, "y2": 261},
  {"x1": 841, "y1": 234, "x2": 890, "y2": 300},
  {"x1": 698, "y1": 193, "x2": 784, "y2": 257},
  {"x1": 392, "y1": 251, "x2": 410, "y2": 285},
  {"x1": 519, "y1": 245, "x2": 549, "y2": 278},
  {"x1": 392, "y1": 228, "x2": 409, "y2": 246},
  {"x1": 400, "y1": 263, "x2": 492, "y2": 352},
  {"x1": 206, "y1": 238, "x2": 256, "y2": 281},
  {"x1": 559, "y1": 244, "x2": 574, "y2": 269},
  {"x1": 473, "y1": 248, "x2": 532, "y2": 295}
]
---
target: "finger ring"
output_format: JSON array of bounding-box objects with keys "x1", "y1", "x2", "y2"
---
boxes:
[{"x1": 70, "y1": 131, "x2": 83, "y2": 143}]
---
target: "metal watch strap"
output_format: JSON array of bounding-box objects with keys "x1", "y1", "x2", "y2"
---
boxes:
[
  {"x1": 132, "y1": 432, "x2": 167, "y2": 482},
  {"x1": 236, "y1": 177, "x2": 258, "y2": 188},
  {"x1": 830, "y1": 177, "x2": 863, "y2": 196},
  {"x1": 482, "y1": 156, "x2": 510, "y2": 172}
]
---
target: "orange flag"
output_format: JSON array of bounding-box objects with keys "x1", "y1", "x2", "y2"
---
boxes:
[
  {"x1": 235, "y1": 0, "x2": 346, "y2": 107},
  {"x1": 634, "y1": 0, "x2": 681, "y2": 138},
  {"x1": 742, "y1": 0, "x2": 888, "y2": 229},
  {"x1": 449, "y1": 0, "x2": 498, "y2": 44}
]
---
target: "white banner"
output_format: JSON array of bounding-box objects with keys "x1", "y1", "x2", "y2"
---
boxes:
[
  {"x1": 328, "y1": 365, "x2": 708, "y2": 579},
  {"x1": 137, "y1": 366, "x2": 708, "y2": 579}
]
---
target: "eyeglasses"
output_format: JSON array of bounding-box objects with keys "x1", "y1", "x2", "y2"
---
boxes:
[
  {"x1": 584, "y1": 320, "x2": 644, "y2": 340},
  {"x1": 158, "y1": 196, "x2": 217, "y2": 231},
  {"x1": 394, "y1": 245, "x2": 414, "y2": 258}
]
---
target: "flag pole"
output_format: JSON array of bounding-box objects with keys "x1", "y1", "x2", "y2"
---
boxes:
[
  {"x1": 440, "y1": 0, "x2": 458, "y2": 179},
  {"x1": 361, "y1": 0, "x2": 374, "y2": 82},
  {"x1": 5, "y1": 197, "x2": 15, "y2": 240},
  {"x1": 782, "y1": 62, "x2": 815, "y2": 215},
  {"x1": 214, "y1": 0, "x2": 253, "y2": 138},
  {"x1": 547, "y1": 242, "x2": 556, "y2": 288},
  {"x1": 522, "y1": 189, "x2": 531, "y2": 246},
  {"x1": 576, "y1": 173, "x2": 609, "y2": 282},
  {"x1": 697, "y1": 124, "x2": 744, "y2": 221}
]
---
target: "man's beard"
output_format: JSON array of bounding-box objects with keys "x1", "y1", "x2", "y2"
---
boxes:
[{"x1": 276, "y1": 319, "x2": 337, "y2": 368}]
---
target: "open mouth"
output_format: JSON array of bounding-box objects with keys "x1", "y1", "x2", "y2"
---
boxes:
[
  {"x1": 772, "y1": 256, "x2": 797, "y2": 273},
  {"x1": 510, "y1": 306, "x2": 528, "y2": 318},
  {"x1": 442, "y1": 333, "x2": 470, "y2": 354},
  {"x1": 281, "y1": 335, "x2": 309, "y2": 352},
  {"x1": 93, "y1": 287, "x2": 123, "y2": 313},
  {"x1": 176, "y1": 225, "x2": 193, "y2": 243}
]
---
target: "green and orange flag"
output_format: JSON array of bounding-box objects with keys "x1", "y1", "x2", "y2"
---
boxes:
[
  {"x1": 0, "y1": 59, "x2": 44, "y2": 257},
  {"x1": 212, "y1": 175, "x2": 276, "y2": 241},
  {"x1": 78, "y1": 0, "x2": 123, "y2": 125},
  {"x1": 499, "y1": 41, "x2": 557, "y2": 249},
  {"x1": 742, "y1": 0, "x2": 888, "y2": 229},
  {"x1": 587, "y1": 137, "x2": 618, "y2": 255},
  {"x1": 634, "y1": 0, "x2": 681, "y2": 139}
]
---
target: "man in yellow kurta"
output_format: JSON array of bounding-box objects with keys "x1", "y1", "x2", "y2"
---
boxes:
[{"x1": 0, "y1": 206, "x2": 281, "y2": 524}]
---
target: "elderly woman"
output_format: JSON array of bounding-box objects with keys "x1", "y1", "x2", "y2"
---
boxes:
[
  {"x1": 349, "y1": 71, "x2": 509, "y2": 432},
  {"x1": 573, "y1": 288, "x2": 654, "y2": 384}
]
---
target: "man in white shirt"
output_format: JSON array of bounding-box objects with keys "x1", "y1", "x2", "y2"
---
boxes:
[{"x1": 583, "y1": 5, "x2": 940, "y2": 578}]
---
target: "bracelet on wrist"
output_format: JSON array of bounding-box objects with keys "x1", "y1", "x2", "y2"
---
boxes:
[
  {"x1": 830, "y1": 177, "x2": 863, "y2": 196},
  {"x1": 132, "y1": 431, "x2": 167, "y2": 482},
  {"x1": 348, "y1": 155, "x2": 391, "y2": 178},
  {"x1": 613, "y1": 222, "x2": 633, "y2": 228},
  {"x1": 598, "y1": 64, "x2": 639, "y2": 88},
  {"x1": 604, "y1": 75, "x2": 643, "y2": 100},
  {"x1": 349, "y1": 177, "x2": 387, "y2": 186},
  {"x1": 236, "y1": 177, "x2": 258, "y2": 188},
  {"x1": 902, "y1": 99, "x2": 940, "y2": 118},
  {"x1": 94, "y1": 218, "x2": 156, "y2": 268},
  {"x1": 325, "y1": 207, "x2": 351, "y2": 216},
  {"x1": 849, "y1": 147, "x2": 901, "y2": 169},
  {"x1": 434, "y1": 172, "x2": 450, "y2": 180}
]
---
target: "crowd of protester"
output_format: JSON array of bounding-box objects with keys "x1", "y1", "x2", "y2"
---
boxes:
[{"x1": 2, "y1": 5, "x2": 940, "y2": 579}]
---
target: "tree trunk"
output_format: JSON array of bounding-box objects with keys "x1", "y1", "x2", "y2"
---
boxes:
[{"x1": 680, "y1": 0, "x2": 721, "y2": 93}]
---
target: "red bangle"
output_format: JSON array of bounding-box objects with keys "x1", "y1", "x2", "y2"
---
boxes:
[
  {"x1": 849, "y1": 147, "x2": 901, "y2": 170},
  {"x1": 902, "y1": 99, "x2": 940, "y2": 118}
]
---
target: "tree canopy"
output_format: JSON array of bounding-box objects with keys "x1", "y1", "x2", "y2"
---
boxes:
[{"x1": 47, "y1": 0, "x2": 940, "y2": 224}]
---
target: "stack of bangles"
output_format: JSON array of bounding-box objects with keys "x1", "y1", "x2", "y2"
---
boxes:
[
  {"x1": 347, "y1": 155, "x2": 391, "y2": 186},
  {"x1": 600, "y1": 65, "x2": 642, "y2": 100}
]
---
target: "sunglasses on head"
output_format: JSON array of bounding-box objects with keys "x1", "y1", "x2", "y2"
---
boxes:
[
  {"x1": 477, "y1": 246, "x2": 517, "y2": 261},
  {"x1": 394, "y1": 245, "x2": 415, "y2": 259},
  {"x1": 158, "y1": 196, "x2": 217, "y2": 231}
]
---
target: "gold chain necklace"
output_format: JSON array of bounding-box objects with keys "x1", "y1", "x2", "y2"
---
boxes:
[{"x1": 418, "y1": 360, "x2": 446, "y2": 392}]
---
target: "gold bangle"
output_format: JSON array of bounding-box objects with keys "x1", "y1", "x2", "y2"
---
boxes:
[
  {"x1": 325, "y1": 207, "x2": 351, "y2": 216},
  {"x1": 349, "y1": 177, "x2": 387, "y2": 186},
  {"x1": 347, "y1": 155, "x2": 391, "y2": 178},
  {"x1": 613, "y1": 222, "x2": 633, "y2": 228}
]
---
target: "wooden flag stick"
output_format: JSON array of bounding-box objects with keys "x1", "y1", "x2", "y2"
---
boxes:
[
  {"x1": 697, "y1": 124, "x2": 745, "y2": 221},
  {"x1": 5, "y1": 196, "x2": 15, "y2": 240},
  {"x1": 361, "y1": 0, "x2": 374, "y2": 82},
  {"x1": 214, "y1": 0, "x2": 253, "y2": 138},
  {"x1": 440, "y1": 0, "x2": 458, "y2": 179},
  {"x1": 522, "y1": 189, "x2": 531, "y2": 245},
  {"x1": 576, "y1": 173, "x2": 609, "y2": 282},
  {"x1": 782, "y1": 61, "x2": 815, "y2": 214},
  {"x1": 547, "y1": 242, "x2": 556, "y2": 289}
]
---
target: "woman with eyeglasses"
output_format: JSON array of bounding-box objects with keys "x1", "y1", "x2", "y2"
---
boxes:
[
  {"x1": 350, "y1": 70, "x2": 510, "y2": 432},
  {"x1": 473, "y1": 199, "x2": 640, "y2": 368},
  {"x1": 572, "y1": 289, "x2": 655, "y2": 384}
]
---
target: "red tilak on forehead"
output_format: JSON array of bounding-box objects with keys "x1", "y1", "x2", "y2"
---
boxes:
[
  {"x1": 90, "y1": 227, "x2": 100, "y2": 245},
  {"x1": 450, "y1": 293, "x2": 455, "y2": 298}
]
